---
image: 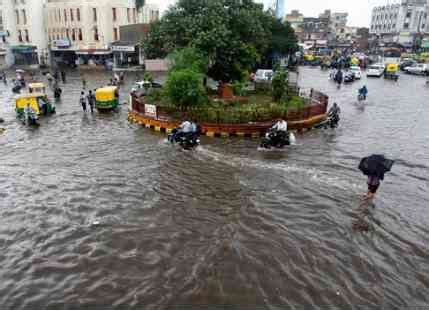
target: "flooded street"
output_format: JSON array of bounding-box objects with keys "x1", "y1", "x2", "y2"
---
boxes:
[{"x1": 1, "y1": 68, "x2": 428, "y2": 309}]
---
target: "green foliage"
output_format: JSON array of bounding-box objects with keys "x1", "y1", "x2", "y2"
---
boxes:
[
  {"x1": 142, "y1": 0, "x2": 298, "y2": 82},
  {"x1": 231, "y1": 81, "x2": 248, "y2": 97},
  {"x1": 271, "y1": 70, "x2": 288, "y2": 102},
  {"x1": 165, "y1": 69, "x2": 208, "y2": 108},
  {"x1": 155, "y1": 93, "x2": 309, "y2": 124},
  {"x1": 168, "y1": 47, "x2": 209, "y2": 74},
  {"x1": 143, "y1": 72, "x2": 153, "y2": 82}
]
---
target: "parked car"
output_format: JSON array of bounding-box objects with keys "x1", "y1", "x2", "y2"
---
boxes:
[
  {"x1": 399, "y1": 59, "x2": 417, "y2": 71},
  {"x1": 404, "y1": 64, "x2": 429, "y2": 75},
  {"x1": 366, "y1": 64, "x2": 384, "y2": 77},
  {"x1": 131, "y1": 80, "x2": 163, "y2": 93},
  {"x1": 350, "y1": 65, "x2": 362, "y2": 79},
  {"x1": 255, "y1": 69, "x2": 274, "y2": 82}
]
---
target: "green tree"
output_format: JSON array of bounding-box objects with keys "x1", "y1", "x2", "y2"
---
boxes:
[
  {"x1": 165, "y1": 69, "x2": 207, "y2": 108},
  {"x1": 168, "y1": 47, "x2": 209, "y2": 74},
  {"x1": 271, "y1": 70, "x2": 288, "y2": 102},
  {"x1": 143, "y1": 0, "x2": 297, "y2": 82}
]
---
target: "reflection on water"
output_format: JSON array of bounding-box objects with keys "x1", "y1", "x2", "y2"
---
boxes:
[{"x1": 0, "y1": 68, "x2": 428, "y2": 309}]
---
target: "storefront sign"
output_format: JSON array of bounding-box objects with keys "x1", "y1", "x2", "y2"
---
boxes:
[
  {"x1": 144, "y1": 104, "x2": 157, "y2": 119},
  {"x1": 52, "y1": 39, "x2": 71, "y2": 48},
  {"x1": 112, "y1": 45, "x2": 135, "y2": 52}
]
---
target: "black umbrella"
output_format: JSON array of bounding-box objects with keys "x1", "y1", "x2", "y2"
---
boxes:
[{"x1": 359, "y1": 155, "x2": 394, "y2": 180}]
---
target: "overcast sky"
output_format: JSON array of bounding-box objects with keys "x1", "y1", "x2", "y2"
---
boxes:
[{"x1": 147, "y1": 0, "x2": 399, "y2": 27}]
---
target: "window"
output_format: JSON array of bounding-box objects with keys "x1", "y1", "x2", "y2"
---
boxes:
[
  {"x1": 22, "y1": 10, "x2": 26, "y2": 24},
  {"x1": 71, "y1": 29, "x2": 75, "y2": 41},
  {"x1": 404, "y1": 23, "x2": 409, "y2": 29},
  {"x1": 64, "y1": 9, "x2": 67, "y2": 22},
  {"x1": 66, "y1": 29, "x2": 69, "y2": 38},
  {"x1": 78, "y1": 28, "x2": 82, "y2": 41},
  {"x1": 406, "y1": 11, "x2": 411, "y2": 18},
  {"x1": 24, "y1": 29, "x2": 29, "y2": 42},
  {"x1": 77, "y1": 8, "x2": 80, "y2": 21},
  {"x1": 18, "y1": 30, "x2": 22, "y2": 42},
  {"x1": 127, "y1": 8, "x2": 131, "y2": 23},
  {"x1": 70, "y1": 9, "x2": 74, "y2": 22},
  {"x1": 15, "y1": 10, "x2": 19, "y2": 24},
  {"x1": 113, "y1": 27, "x2": 118, "y2": 41},
  {"x1": 133, "y1": 8, "x2": 136, "y2": 23},
  {"x1": 94, "y1": 26, "x2": 99, "y2": 41},
  {"x1": 93, "y1": 8, "x2": 97, "y2": 22},
  {"x1": 58, "y1": 9, "x2": 61, "y2": 23},
  {"x1": 112, "y1": 8, "x2": 117, "y2": 21}
]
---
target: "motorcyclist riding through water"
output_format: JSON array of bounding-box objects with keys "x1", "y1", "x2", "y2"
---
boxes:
[
  {"x1": 358, "y1": 85, "x2": 368, "y2": 100},
  {"x1": 169, "y1": 120, "x2": 200, "y2": 149},
  {"x1": 260, "y1": 119, "x2": 293, "y2": 149}
]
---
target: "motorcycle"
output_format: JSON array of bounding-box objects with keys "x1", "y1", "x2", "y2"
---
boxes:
[
  {"x1": 168, "y1": 129, "x2": 200, "y2": 150},
  {"x1": 315, "y1": 110, "x2": 340, "y2": 129},
  {"x1": 343, "y1": 72, "x2": 355, "y2": 83},
  {"x1": 260, "y1": 130, "x2": 296, "y2": 149}
]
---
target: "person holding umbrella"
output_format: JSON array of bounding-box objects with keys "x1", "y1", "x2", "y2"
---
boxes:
[{"x1": 359, "y1": 155, "x2": 394, "y2": 200}]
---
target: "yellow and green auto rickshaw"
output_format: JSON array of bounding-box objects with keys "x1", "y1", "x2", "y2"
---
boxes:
[
  {"x1": 15, "y1": 93, "x2": 56, "y2": 125},
  {"x1": 28, "y1": 82, "x2": 47, "y2": 94},
  {"x1": 95, "y1": 86, "x2": 119, "y2": 110},
  {"x1": 384, "y1": 63, "x2": 399, "y2": 81}
]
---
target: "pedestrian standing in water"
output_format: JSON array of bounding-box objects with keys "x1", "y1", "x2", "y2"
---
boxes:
[
  {"x1": 87, "y1": 90, "x2": 95, "y2": 113},
  {"x1": 80, "y1": 91, "x2": 87, "y2": 112},
  {"x1": 61, "y1": 70, "x2": 66, "y2": 84}
]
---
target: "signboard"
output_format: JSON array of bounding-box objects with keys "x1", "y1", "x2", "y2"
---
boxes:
[
  {"x1": 111, "y1": 45, "x2": 135, "y2": 52},
  {"x1": 52, "y1": 39, "x2": 71, "y2": 48},
  {"x1": 144, "y1": 104, "x2": 157, "y2": 119}
]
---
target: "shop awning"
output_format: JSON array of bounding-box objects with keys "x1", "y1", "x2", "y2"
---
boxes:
[
  {"x1": 421, "y1": 42, "x2": 429, "y2": 49},
  {"x1": 110, "y1": 41, "x2": 136, "y2": 52},
  {"x1": 10, "y1": 45, "x2": 37, "y2": 53}
]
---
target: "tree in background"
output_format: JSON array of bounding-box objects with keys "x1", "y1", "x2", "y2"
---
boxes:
[
  {"x1": 143, "y1": 0, "x2": 298, "y2": 82},
  {"x1": 165, "y1": 47, "x2": 208, "y2": 108}
]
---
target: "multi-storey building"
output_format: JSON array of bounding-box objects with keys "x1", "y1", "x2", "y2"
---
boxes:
[
  {"x1": 46, "y1": 0, "x2": 139, "y2": 66},
  {"x1": 370, "y1": 0, "x2": 428, "y2": 46},
  {"x1": 0, "y1": 0, "x2": 47, "y2": 67}
]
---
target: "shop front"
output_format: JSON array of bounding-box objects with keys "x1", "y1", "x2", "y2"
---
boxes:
[
  {"x1": 76, "y1": 49, "x2": 113, "y2": 69},
  {"x1": 111, "y1": 42, "x2": 141, "y2": 69},
  {"x1": 50, "y1": 39, "x2": 77, "y2": 68},
  {"x1": 10, "y1": 45, "x2": 38, "y2": 66}
]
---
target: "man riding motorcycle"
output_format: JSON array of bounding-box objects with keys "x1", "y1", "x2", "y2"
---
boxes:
[
  {"x1": 262, "y1": 119, "x2": 290, "y2": 148},
  {"x1": 328, "y1": 103, "x2": 341, "y2": 128},
  {"x1": 169, "y1": 120, "x2": 200, "y2": 149}
]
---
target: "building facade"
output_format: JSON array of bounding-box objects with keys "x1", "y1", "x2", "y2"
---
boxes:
[
  {"x1": 370, "y1": 0, "x2": 429, "y2": 46},
  {"x1": 0, "y1": 0, "x2": 47, "y2": 67},
  {"x1": 46, "y1": 0, "x2": 145, "y2": 67}
]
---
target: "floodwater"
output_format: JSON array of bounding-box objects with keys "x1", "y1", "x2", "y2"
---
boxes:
[{"x1": 0, "y1": 68, "x2": 428, "y2": 309}]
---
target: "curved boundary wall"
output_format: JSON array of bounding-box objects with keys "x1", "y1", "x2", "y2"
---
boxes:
[{"x1": 128, "y1": 89, "x2": 329, "y2": 138}]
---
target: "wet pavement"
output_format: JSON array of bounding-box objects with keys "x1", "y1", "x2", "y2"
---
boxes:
[{"x1": 0, "y1": 67, "x2": 428, "y2": 309}]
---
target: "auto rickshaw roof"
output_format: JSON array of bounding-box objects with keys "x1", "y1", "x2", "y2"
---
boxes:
[
  {"x1": 15, "y1": 93, "x2": 47, "y2": 100},
  {"x1": 96, "y1": 86, "x2": 118, "y2": 93},
  {"x1": 29, "y1": 83, "x2": 46, "y2": 88}
]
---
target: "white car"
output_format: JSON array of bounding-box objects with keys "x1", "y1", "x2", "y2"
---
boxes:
[
  {"x1": 350, "y1": 65, "x2": 362, "y2": 79},
  {"x1": 367, "y1": 64, "x2": 384, "y2": 77},
  {"x1": 404, "y1": 64, "x2": 429, "y2": 75},
  {"x1": 255, "y1": 69, "x2": 274, "y2": 82}
]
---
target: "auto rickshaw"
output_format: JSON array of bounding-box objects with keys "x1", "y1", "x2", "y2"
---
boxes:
[
  {"x1": 95, "y1": 86, "x2": 119, "y2": 110},
  {"x1": 28, "y1": 82, "x2": 47, "y2": 94},
  {"x1": 384, "y1": 63, "x2": 399, "y2": 81},
  {"x1": 15, "y1": 93, "x2": 55, "y2": 125}
]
